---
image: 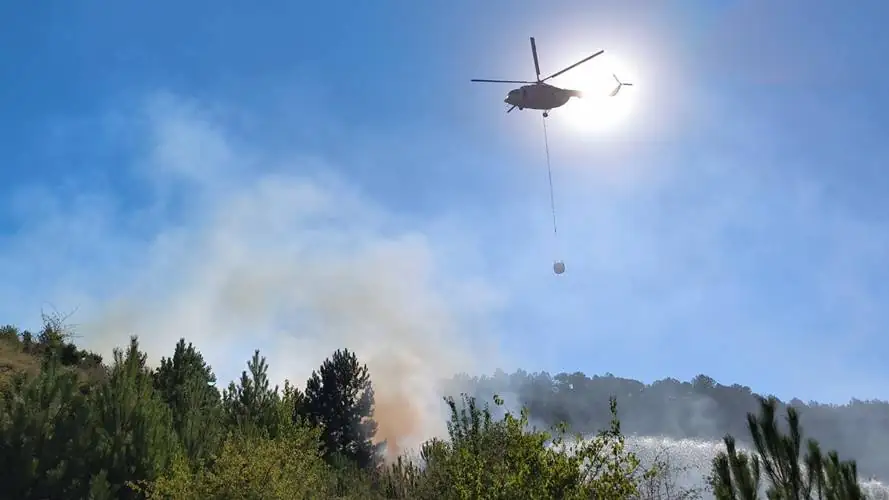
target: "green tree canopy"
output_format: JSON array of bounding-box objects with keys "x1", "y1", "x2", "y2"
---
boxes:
[
  {"x1": 379, "y1": 394, "x2": 646, "y2": 499},
  {"x1": 299, "y1": 348, "x2": 380, "y2": 470},
  {"x1": 153, "y1": 338, "x2": 223, "y2": 465},
  {"x1": 90, "y1": 336, "x2": 180, "y2": 499},
  {"x1": 222, "y1": 349, "x2": 296, "y2": 440},
  {"x1": 0, "y1": 356, "x2": 96, "y2": 499}
]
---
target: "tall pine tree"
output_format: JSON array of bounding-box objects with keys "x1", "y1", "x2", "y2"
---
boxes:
[
  {"x1": 153, "y1": 338, "x2": 223, "y2": 465},
  {"x1": 222, "y1": 349, "x2": 293, "y2": 439},
  {"x1": 298, "y1": 348, "x2": 380, "y2": 470},
  {"x1": 90, "y1": 336, "x2": 179, "y2": 499}
]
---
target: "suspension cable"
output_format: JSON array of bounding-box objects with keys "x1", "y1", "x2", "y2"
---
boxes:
[{"x1": 541, "y1": 114, "x2": 558, "y2": 236}]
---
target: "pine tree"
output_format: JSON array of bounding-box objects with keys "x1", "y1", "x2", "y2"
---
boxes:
[
  {"x1": 709, "y1": 396, "x2": 865, "y2": 500},
  {"x1": 90, "y1": 336, "x2": 178, "y2": 499},
  {"x1": 153, "y1": 338, "x2": 222, "y2": 465},
  {"x1": 298, "y1": 348, "x2": 380, "y2": 470},
  {"x1": 710, "y1": 435, "x2": 762, "y2": 500},
  {"x1": 0, "y1": 356, "x2": 95, "y2": 499},
  {"x1": 221, "y1": 349, "x2": 290, "y2": 438}
]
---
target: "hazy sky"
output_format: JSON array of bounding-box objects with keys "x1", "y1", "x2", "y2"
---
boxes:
[{"x1": 2, "y1": 1, "x2": 888, "y2": 408}]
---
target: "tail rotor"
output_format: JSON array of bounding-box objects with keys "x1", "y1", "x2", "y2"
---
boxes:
[{"x1": 609, "y1": 73, "x2": 633, "y2": 97}]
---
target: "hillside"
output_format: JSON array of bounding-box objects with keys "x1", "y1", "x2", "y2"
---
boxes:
[
  {"x1": 0, "y1": 321, "x2": 105, "y2": 391},
  {"x1": 455, "y1": 370, "x2": 889, "y2": 480},
  {"x1": 0, "y1": 330, "x2": 37, "y2": 381}
]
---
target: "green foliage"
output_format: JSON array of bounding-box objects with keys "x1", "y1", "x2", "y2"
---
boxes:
[
  {"x1": 709, "y1": 396, "x2": 865, "y2": 500},
  {"x1": 90, "y1": 336, "x2": 180, "y2": 499},
  {"x1": 0, "y1": 316, "x2": 103, "y2": 392},
  {"x1": 0, "y1": 335, "x2": 173, "y2": 500},
  {"x1": 221, "y1": 349, "x2": 297, "y2": 440},
  {"x1": 138, "y1": 424, "x2": 332, "y2": 499},
  {"x1": 32, "y1": 311, "x2": 100, "y2": 368},
  {"x1": 0, "y1": 324, "x2": 18, "y2": 344},
  {"x1": 0, "y1": 317, "x2": 881, "y2": 499},
  {"x1": 710, "y1": 435, "x2": 762, "y2": 500},
  {"x1": 0, "y1": 357, "x2": 95, "y2": 499},
  {"x1": 300, "y1": 348, "x2": 380, "y2": 470},
  {"x1": 379, "y1": 394, "x2": 645, "y2": 500},
  {"x1": 153, "y1": 338, "x2": 223, "y2": 465}
]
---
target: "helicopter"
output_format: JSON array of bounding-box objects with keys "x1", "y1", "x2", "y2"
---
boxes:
[{"x1": 471, "y1": 37, "x2": 633, "y2": 118}]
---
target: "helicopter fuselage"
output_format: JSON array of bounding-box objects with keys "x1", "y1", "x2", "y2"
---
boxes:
[{"x1": 505, "y1": 83, "x2": 581, "y2": 111}]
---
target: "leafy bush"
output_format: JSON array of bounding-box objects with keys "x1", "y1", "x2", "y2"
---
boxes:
[
  {"x1": 377, "y1": 394, "x2": 646, "y2": 499},
  {"x1": 138, "y1": 425, "x2": 332, "y2": 499}
]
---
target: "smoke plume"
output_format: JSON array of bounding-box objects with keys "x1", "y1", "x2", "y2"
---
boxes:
[{"x1": 5, "y1": 92, "x2": 506, "y2": 454}]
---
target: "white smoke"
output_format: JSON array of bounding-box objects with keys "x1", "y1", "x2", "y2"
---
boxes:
[
  {"x1": 626, "y1": 436, "x2": 889, "y2": 500},
  {"x1": 0, "y1": 91, "x2": 508, "y2": 454}
]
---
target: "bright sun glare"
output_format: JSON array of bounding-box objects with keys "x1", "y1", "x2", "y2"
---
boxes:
[{"x1": 551, "y1": 52, "x2": 639, "y2": 133}]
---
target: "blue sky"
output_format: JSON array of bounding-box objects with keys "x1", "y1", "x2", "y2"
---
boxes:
[{"x1": 1, "y1": 0, "x2": 888, "y2": 415}]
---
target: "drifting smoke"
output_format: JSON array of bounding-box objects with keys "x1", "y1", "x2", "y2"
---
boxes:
[
  {"x1": 454, "y1": 374, "x2": 889, "y2": 497},
  {"x1": 1, "y1": 92, "x2": 506, "y2": 456},
  {"x1": 625, "y1": 436, "x2": 889, "y2": 499}
]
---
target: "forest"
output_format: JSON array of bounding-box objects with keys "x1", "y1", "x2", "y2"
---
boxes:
[{"x1": 0, "y1": 316, "x2": 882, "y2": 499}]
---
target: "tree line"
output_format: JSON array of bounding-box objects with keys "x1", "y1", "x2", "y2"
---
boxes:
[
  {"x1": 454, "y1": 369, "x2": 889, "y2": 482},
  {"x1": 0, "y1": 318, "x2": 873, "y2": 499}
]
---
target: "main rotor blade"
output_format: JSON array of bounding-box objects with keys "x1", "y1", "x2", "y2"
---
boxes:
[
  {"x1": 541, "y1": 49, "x2": 605, "y2": 82},
  {"x1": 530, "y1": 37, "x2": 541, "y2": 81},
  {"x1": 471, "y1": 79, "x2": 535, "y2": 84}
]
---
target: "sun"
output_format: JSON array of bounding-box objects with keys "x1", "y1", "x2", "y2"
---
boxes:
[{"x1": 550, "y1": 52, "x2": 639, "y2": 133}]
